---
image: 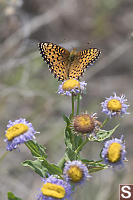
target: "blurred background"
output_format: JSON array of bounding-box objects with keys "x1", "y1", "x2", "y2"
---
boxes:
[{"x1": 0, "y1": 0, "x2": 133, "y2": 199}]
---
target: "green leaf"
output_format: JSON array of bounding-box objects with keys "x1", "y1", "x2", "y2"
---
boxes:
[
  {"x1": 22, "y1": 158, "x2": 62, "y2": 177},
  {"x1": 8, "y1": 192, "x2": 22, "y2": 200},
  {"x1": 69, "y1": 113, "x2": 74, "y2": 121},
  {"x1": 64, "y1": 114, "x2": 83, "y2": 152},
  {"x1": 66, "y1": 148, "x2": 77, "y2": 161},
  {"x1": 24, "y1": 140, "x2": 62, "y2": 177},
  {"x1": 22, "y1": 159, "x2": 48, "y2": 177},
  {"x1": 25, "y1": 140, "x2": 47, "y2": 158},
  {"x1": 74, "y1": 135, "x2": 83, "y2": 149},
  {"x1": 81, "y1": 159, "x2": 108, "y2": 173},
  {"x1": 63, "y1": 114, "x2": 70, "y2": 125},
  {"x1": 42, "y1": 160, "x2": 62, "y2": 176},
  {"x1": 81, "y1": 159, "x2": 103, "y2": 165},
  {"x1": 92, "y1": 124, "x2": 119, "y2": 142},
  {"x1": 64, "y1": 127, "x2": 73, "y2": 150},
  {"x1": 88, "y1": 166, "x2": 108, "y2": 173}
]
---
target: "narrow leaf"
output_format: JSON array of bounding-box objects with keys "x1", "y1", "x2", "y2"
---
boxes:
[
  {"x1": 66, "y1": 148, "x2": 77, "y2": 161},
  {"x1": 42, "y1": 160, "x2": 62, "y2": 176},
  {"x1": 25, "y1": 140, "x2": 47, "y2": 158},
  {"x1": 81, "y1": 159, "x2": 103, "y2": 165},
  {"x1": 64, "y1": 127, "x2": 73, "y2": 149},
  {"x1": 92, "y1": 124, "x2": 119, "y2": 142},
  {"x1": 22, "y1": 159, "x2": 48, "y2": 177},
  {"x1": 81, "y1": 159, "x2": 108, "y2": 173},
  {"x1": 88, "y1": 166, "x2": 108, "y2": 173},
  {"x1": 63, "y1": 114, "x2": 70, "y2": 125},
  {"x1": 74, "y1": 135, "x2": 83, "y2": 149},
  {"x1": 8, "y1": 192, "x2": 22, "y2": 200}
]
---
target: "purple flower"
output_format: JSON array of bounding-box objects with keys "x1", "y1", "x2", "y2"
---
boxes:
[
  {"x1": 101, "y1": 93, "x2": 129, "y2": 118},
  {"x1": 4, "y1": 118, "x2": 37, "y2": 151},
  {"x1": 58, "y1": 79, "x2": 87, "y2": 96},
  {"x1": 37, "y1": 175, "x2": 72, "y2": 200},
  {"x1": 63, "y1": 160, "x2": 90, "y2": 185},
  {"x1": 101, "y1": 136, "x2": 127, "y2": 167}
]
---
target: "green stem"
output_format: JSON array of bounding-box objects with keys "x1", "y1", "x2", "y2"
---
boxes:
[
  {"x1": 100, "y1": 117, "x2": 110, "y2": 128},
  {"x1": 0, "y1": 151, "x2": 9, "y2": 164},
  {"x1": 76, "y1": 93, "x2": 80, "y2": 115},
  {"x1": 71, "y1": 93, "x2": 75, "y2": 117},
  {"x1": 75, "y1": 137, "x2": 89, "y2": 154}
]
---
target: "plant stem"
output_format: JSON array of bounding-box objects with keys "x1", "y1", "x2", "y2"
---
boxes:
[
  {"x1": 100, "y1": 117, "x2": 109, "y2": 128},
  {"x1": 71, "y1": 93, "x2": 75, "y2": 117},
  {"x1": 76, "y1": 93, "x2": 80, "y2": 115},
  {"x1": 0, "y1": 151, "x2": 9, "y2": 164},
  {"x1": 75, "y1": 137, "x2": 89, "y2": 154}
]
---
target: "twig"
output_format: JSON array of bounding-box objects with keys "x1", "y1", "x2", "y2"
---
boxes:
[{"x1": 0, "y1": 3, "x2": 65, "y2": 59}]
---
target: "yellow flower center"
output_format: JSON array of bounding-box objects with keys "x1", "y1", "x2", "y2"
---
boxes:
[
  {"x1": 107, "y1": 99, "x2": 122, "y2": 112},
  {"x1": 107, "y1": 142, "x2": 122, "y2": 163},
  {"x1": 5, "y1": 123, "x2": 29, "y2": 140},
  {"x1": 74, "y1": 114, "x2": 95, "y2": 133},
  {"x1": 41, "y1": 183, "x2": 65, "y2": 199},
  {"x1": 62, "y1": 79, "x2": 80, "y2": 91},
  {"x1": 68, "y1": 166, "x2": 83, "y2": 182}
]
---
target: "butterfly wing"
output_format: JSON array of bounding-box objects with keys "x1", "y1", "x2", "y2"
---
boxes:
[
  {"x1": 38, "y1": 42, "x2": 70, "y2": 81},
  {"x1": 68, "y1": 48, "x2": 101, "y2": 79}
]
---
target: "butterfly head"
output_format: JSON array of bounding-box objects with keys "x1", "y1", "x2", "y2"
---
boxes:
[{"x1": 69, "y1": 48, "x2": 77, "y2": 63}]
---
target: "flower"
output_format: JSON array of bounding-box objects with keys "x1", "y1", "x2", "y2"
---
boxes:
[
  {"x1": 63, "y1": 160, "x2": 90, "y2": 185},
  {"x1": 72, "y1": 113, "x2": 101, "y2": 135},
  {"x1": 37, "y1": 175, "x2": 72, "y2": 200},
  {"x1": 101, "y1": 93, "x2": 129, "y2": 118},
  {"x1": 101, "y1": 137, "x2": 126, "y2": 167},
  {"x1": 4, "y1": 118, "x2": 37, "y2": 151},
  {"x1": 57, "y1": 79, "x2": 87, "y2": 96}
]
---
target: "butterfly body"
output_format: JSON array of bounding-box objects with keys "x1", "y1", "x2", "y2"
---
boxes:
[{"x1": 38, "y1": 42, "x2": 101, "y2": 81}]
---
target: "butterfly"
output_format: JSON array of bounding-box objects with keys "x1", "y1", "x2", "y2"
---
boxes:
[{"x1": 38, "y1": 42, "x2": 101, "y2": 81}]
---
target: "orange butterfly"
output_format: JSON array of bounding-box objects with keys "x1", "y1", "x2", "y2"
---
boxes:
[{"x1": 38, "y1": 42, "x2": 101, "y2": 81}]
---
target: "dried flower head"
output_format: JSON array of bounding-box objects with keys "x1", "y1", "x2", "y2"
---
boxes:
[{"x1": 72, "y1": 113, "x2": 101, "y2": 136}]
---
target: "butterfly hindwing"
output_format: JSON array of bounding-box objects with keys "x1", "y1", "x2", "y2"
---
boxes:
[
  {"x1": 38, "y1": 42, "x2": 70, "y2": 81},
  {"x1": 68, "y1": 48, "x2": 101, "y2": 79}
]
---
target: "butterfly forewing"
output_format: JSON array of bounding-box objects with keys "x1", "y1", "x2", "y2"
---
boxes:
[
  {"x1": 39, "y1": 42, "x2": 70, "y2": 81},
  {"x1": 68, "y1": 48, "x2": 101, "y2": 80}
]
